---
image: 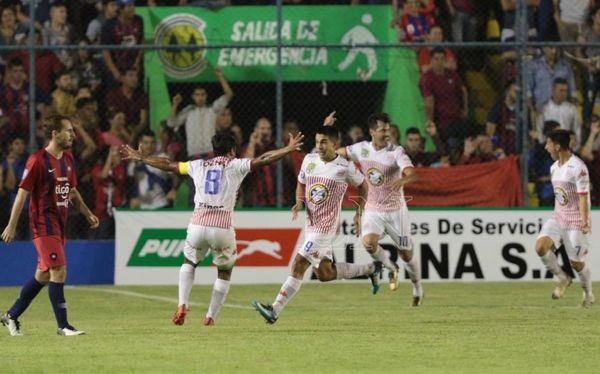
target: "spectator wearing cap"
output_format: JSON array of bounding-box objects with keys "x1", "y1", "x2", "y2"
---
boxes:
[{"x1": 101, "y1": 0, "x2": 143, "y2": 86}]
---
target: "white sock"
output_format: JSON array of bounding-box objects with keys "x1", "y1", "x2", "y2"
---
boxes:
[
  {"x1": 335, "y1": 262, "x2": 375, "y2": 279},
  {"x1": 272, "y1": 276, "x2": 302, "y2": 316},
  {"x1": 178, "y1": 263, "x2": 195, "y2": 307},
  {"x1": 206, "y1": 279, "x2": 230, "y2": 320},
  {"x1": 370, "y1": 246, "x2": 397, "y2": 273},
  {"x1": 403, "y1": 255, "x2": 422, "y2": 296},
  {"x1": 578, "y1": 265, "x2": 592, "y2": 296},
  {"x1": 540, "y1": 251, "x2": 568, "y2": 280}
]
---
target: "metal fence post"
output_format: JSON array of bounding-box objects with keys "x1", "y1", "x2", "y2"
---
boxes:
[
  {"x1": 275, "y1": 0, "x2": 284, "y2": 208},
  {"x1": 27, "y1": 3, "x2": 37, "y2": 154}
]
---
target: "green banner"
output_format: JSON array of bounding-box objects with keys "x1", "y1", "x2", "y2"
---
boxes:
[
  {"x1": 139, "y1": 5, "x2": 391, "y2": 82},
  {"x1": 138, "y1": 5, "x2": 425, "y2": 137}
]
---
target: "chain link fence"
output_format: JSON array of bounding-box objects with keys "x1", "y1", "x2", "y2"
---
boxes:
[{"x1": 0, "y1": 1, "x2": 599, "y2": 239}]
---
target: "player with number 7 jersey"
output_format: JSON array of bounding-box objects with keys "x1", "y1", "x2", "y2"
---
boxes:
[{"x1": 120, "y1": 130, "x2": 304, "y2": 326}]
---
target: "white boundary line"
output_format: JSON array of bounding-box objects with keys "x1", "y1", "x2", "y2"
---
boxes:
[{"x1": 68, "y1": 286, "x2": 252, "y2": 310}]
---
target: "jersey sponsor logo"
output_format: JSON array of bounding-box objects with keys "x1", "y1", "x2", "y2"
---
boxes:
[
  {"x1": 154, "y1": 14, "x2": 208, "y2": 79},
  {"x1": 128, "y1": 228, "x2": 301, "y2": 267},
  {"x1": 308, "y1": 183, "x2": 329, "y2": 205},
  {"x1": 554, "y1": 186, "x2": 568, "y2": 206},
  {"x1": 361, "y1": 148, "x2": 369, "y2": 157},
  {"x1": 306, "y1": 162, "x2": 316, "y2": 174},
  {"x1": 366, "y1": 167, "x2": 384, "y2": 186},
  {"x1": 580, "y1": 169, "x2": 588, "y2": 177}
]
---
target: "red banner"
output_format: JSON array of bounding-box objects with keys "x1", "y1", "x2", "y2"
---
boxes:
[{"x1": 404, "y1": 156, "x2": 522, "y2": 207}]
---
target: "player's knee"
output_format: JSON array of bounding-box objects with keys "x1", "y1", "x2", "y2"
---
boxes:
[
  {"x1": 49, "y1": 266, "x2": 67, "y2": 282},
  {"x1": 535, "y1": 239, "x2": 551, "y2": 256},
  {"x1": 35, "y1": 271, "x2": 50, "y2": 284},
  {"x1": 570, "y1": 260, "x2": 584, "y2": 272},
  {"x1": 362, "y1": 238, "x2": 377, "y2": 253},
  {"x1": 315, "y1": 267, "x2": 335, "y2": 282},
  {"x1": 217, "y1": 268, "x2": 232, "y2": 280},
  {"x1": 398, "y1": 249, "x2": 413, "y2": 262}
]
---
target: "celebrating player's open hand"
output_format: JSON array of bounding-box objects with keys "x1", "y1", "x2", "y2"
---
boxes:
[
  {"x1": 119, "y1": 144, "x2": 143, "y2": 162},
  {"x1": 286, "y1": 132, "x2": 304, "y2": 152}
]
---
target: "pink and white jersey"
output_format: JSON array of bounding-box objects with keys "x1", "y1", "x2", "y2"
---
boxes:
[
  {"x1": 346, "y1": 141, "x2": 414, "y2": 211},
  {"x1": 550, "y1": 155, "x2": 591, "y2": 230},
  {"x1": 179, "y1": 156, "x2": 252, "y2": 229},
  {"x1": 298, "y1": 153, "x2": 364, "y2": 234}
]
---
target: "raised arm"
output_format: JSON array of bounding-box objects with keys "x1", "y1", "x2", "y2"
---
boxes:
[
  {"x1": 322, "y1": 111, "x2": 349, "y2": 159},
  {"x1": 251, "y1": 132, "x2": 304, "y2": 169},
  {"x1": 1, "y1": 188, "x2": 29, "y2": 243},
  {"x1": 119, "y1": 144, "x2": 180, "y2": 173},
  {"x1": 215, "y1": 66, "x2": 234, "y2": 101}
]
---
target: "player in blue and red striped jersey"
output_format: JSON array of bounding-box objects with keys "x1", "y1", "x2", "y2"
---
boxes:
[{"x1": 1, "y1": 115, "x2": 99, "y2": 337}]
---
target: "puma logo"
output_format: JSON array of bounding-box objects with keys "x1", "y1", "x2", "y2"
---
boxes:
[{"x1": 237, "y1": 240, "x2": 282, "y2": 260}]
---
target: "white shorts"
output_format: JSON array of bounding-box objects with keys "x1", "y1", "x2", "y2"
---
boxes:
[
  {"x1": 297, "y1": 232, "x2": 337, "y2": 269},
  {"x1": 361, "y1": 209, "x2": 412, "y2": 250},
  {"x1": 183, "y1": 224, "x2": 237, "y2": 269},
  {"x1": 537, "y1": 218, "x2": 590, "y2": 262}
]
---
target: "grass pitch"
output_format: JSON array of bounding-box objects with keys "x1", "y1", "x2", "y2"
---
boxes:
[{"x1": 0, "y1": 282, "x2": 599, "y2": 373}]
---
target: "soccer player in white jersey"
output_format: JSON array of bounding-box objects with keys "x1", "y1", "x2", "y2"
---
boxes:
[
  {"x1": 535, "y1": 129, "x2": 594, "y2": 307},
  {"x1": 120, "y1": 130, "x2": 304, "y2": 325},
  {"x1": 325, "y1": 112, "x2": 423, "y2": 306},
  {"x1": 252, "y1": 126, "x2": 382, "y2": 324}
]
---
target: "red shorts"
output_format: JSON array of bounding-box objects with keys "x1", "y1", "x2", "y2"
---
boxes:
[{"x1": 32, "y1": 236, "x2": 66, "y2": 271}]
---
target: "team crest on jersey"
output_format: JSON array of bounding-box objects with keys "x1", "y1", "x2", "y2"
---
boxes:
[
  {"x1": 554, "y1": 187, "x2": 568, "y2": 206},
  {"x1": 306, "y1": 162, "x2": 316, "y2": 174},
  {"x1": 308, "y1": 183, "x2": 329, "y2": 205},
  {"x1": 366, "y1": 167, "x2": 384, "y2": 186},
  {"x1": 361, "y1": 148, "x2": 370, "y2": 158}
]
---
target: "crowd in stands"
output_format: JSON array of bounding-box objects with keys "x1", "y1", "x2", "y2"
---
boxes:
[{"x1": 0, "y1": 0, "x2": 599, "y2": 240}]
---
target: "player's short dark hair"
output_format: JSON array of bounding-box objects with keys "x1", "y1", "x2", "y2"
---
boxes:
[
  {"x1": 542, "y1": 120, "x2": 561, "y2": 137},
  {"x1": 138, "y1": 129, "x2": 155, "y2": 143},
  {"x1": 547, "y1": 129, "x2": 571, "y2": 150},
  {"x1": 553, "y1": 77, "x2": 568, "y2": 87},
  {"x1": 367, "y1": 113, "x2": 391, "y2": 129},
  {"x1": 315, "y1": 125, "x2": 340, "y2": 141},
  {"x1": 43, "y1": 114, "x2": 72, "y2": 139},
  {"x1": 212, "y1": 131, "x2": 238, "y2": 156},
  {"x1": 405, "y1": 127, "x2": 421, "y2": 137}
]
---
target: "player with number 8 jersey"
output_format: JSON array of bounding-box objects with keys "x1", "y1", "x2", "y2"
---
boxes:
[{"x1": 120, "y1": 130, "x2": 304, "y2": 326}]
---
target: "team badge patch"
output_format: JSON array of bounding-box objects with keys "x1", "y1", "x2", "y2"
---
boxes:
[
  {"x1": 308, "y1": 183, "x2": 329, "y2": 205},
  {"x1": 366, "y1": 167, "x2": 384, "y2": 186}
]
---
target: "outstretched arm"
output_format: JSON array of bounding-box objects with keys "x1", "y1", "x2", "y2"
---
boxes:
[
  {"x1": 322, "y1": 111, "x2": 349, "y2": 159},
  {"x1": 119, "y1": 145, "x2": 179, "y2": 173},
  {"x1": 252, "y1": 132, "x2": 304, "y2": 169}
]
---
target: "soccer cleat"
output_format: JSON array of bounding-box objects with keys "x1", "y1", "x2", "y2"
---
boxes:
[
  {"x1": 551, "y1": 276, "x2": 573, "y2": 299},
  {"x1": 251, "y1": 301, "x2": 278, "y2": 324},
  {"x1": 1, "y1": 313, "x2": 22, "y2": 336},
  {"x1": 202, "y1": 317, "x2": 215, "y2": 326},
  {"x1": 57, "y1": 325, "x2": 85, "y2": 336},
  {"x1": 172, "y1": 305, "x2": 187, "y2": 325},
  {"x1": 368, "y1": 262, "x2": 383, "y2": 295},
  {"x1": 388, "y1": 263, "x2": 400, "y2": 291},
  {"x1": 412, "y1": 292, "x2": 424, "y2": 307},
  {"x1": 581, "y1": 292, "x2": 595, "y2": 308}
]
